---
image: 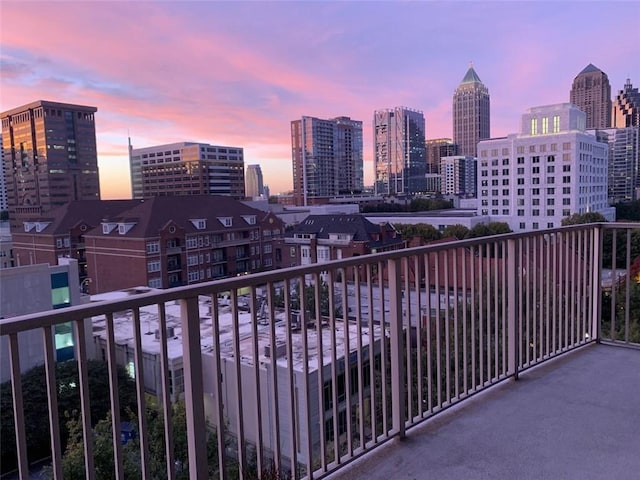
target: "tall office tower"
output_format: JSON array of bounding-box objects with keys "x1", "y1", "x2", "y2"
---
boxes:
[
  {"x1": 440, "y1": 155, "x2": 477, "y2": 196},
  {"x1": 374, "y1": 107, "x2": 426, "y2": 196},
  {"x1": 453, "y1": 65, "x2": 490, "y2": 157},
  {"x1": 612, "y1": 78, "x2": 640, "y2": 128},
  {"x1": 291, "y1": 116, "x2": 363, "y2": 206},
  {"x1": 596, "y1": 127, "x2": 640, "y2": 203},
  {"x1": 570, "y1": 64, "x2": 612, "y2": 129},
  {"x1": 245, "y1": 164, "x2": 265, "y2": 198},
  {"x1": 477, "y1": 103, "x2": 614, "y2": 232},
  {"x1": 0, "y1": 135, "x2": 7, "y2": 213},
  {"x1": 426, "y1": 138, "x2": 458, "y2": 174},
  {"x1": 1, "y1": 101, "x2": 100, "y2": 227},
  {"x1": 129, "y1": 142, "x2": 245, "y2": 200}
]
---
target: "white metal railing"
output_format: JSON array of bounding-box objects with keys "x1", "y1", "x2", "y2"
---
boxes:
[{"x1": 0, "y1": 223, "x2": 638, "y2": 479}]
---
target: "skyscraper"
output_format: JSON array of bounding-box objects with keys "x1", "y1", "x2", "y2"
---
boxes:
[
  {"x1": 129, "y1": 142, "x2": 245, "y2": 200},
  {"x1": 291, "y1": 116, "x2": 363, "y2": 206},
  {"x1": 245, "y1": 164, "x2": 265, "y2": 198},
  {"x1": 596, "y1": 127, "x2": 640, "y2": 203},
  {"x1": 440, "y1": 155, "x2": 477, "y2": 197},
  {"x1": 452, "y1": 64, "x2": 490, "y2": 157},
  {"x1": 570, "y1": 64, "x2": 612, "y2": 129},
  {"x1": 612, "y1": 78, "x2": 640, "y2": 128},
  {"x1": 1, "y1": 101, "x2": 100, "y2": 227},
  {"x1": 374, "y1": 107, "x2": 426, "y2": 196},
  {"x1": 426, "y1": 138, "x2": 458, "y2": 174}
]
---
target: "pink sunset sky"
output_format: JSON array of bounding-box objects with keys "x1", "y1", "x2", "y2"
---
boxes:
[{"x1": 1, "y1": 1, "x2": 638, "y2": 199}]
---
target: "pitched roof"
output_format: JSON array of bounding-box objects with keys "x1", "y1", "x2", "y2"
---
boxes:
[
  {"x1": 287, "y1": 214, "x2": 404, "y2": 249},
  {"x1": 460, "y1": 66, "x2": 483, "y2": 85},
  {"x1": 22, "y1": 200, "x2": 144, "y2": 234},
  {"x1": 578, "y1": 63, "x2": 602, "y2": 75},
  {"x1": 84, "y1": 195, "x2": 269, "y2": 238}
]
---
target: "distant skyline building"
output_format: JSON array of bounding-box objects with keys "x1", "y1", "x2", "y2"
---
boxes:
[
  {"x1": 452, "y1": 64, "x2": 490, "y2": 157},
  {"x1": 440, "y1": 155, "x2": 477, "y2": 197},
  {"x1": 129, "y1": 141, "x2": 245, "y2": 200},
  {"x1": 374, "y1": 107, "x2": 427, "y2": 196},
  {"x1": 612, "y1": 78, "x2": 640, "y2": 128},
  {"x1": 1, "y1": 100, "x2": 100, "y2": 227},
  {"x1": 596, "y1": 127, "x2": 640, "y2": 203},
  {"x1": 245, "y1": 164, "x2": 265, "y2": 198},
  {"x1": 477, "y1": 103, "x2": 614, "y2": 232},
  {"x1": 0, "y1": 134, "x2": 7, "y2": 213},
  {"x1": 426, "y1": 138, "x2": 458, "y2": 174},
  {"x1": 570, "y1": 64, "x2": 612, "y2": 129},
  {"x1": 291, "y1": 116, "x2": 363, "y2": 206}
]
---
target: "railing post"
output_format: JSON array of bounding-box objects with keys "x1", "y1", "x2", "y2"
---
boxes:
[
  {"x1": 507, "y1": 239, "x2": 519, "y2": 380},
  {"x1": 388, "y1": 258, "x2": 405, "y2": 439},
  {"x1": 180, "y1": 296, "x2": 208, "y2": 479},
  {"x1": 592, "y1": 225, "x2": 603, "y2": 343}
]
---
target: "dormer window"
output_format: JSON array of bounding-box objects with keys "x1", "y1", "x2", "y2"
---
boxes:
[
  {"x1": 118, "y1": 223, "x2": 136, "y2": 235},
  {"x1": 35, "y1": 222, "x2": 50, "y2": 232},
  {"x1": 190, "y1": 219, "x2": 207, "y2": 230},
  {"x1": 24, "y1": 222, "x2": 35, "y2": 232},
  {"x1": 102, "y1": 223, "x2": 117, "y2": 234},
  {"x1": 242, "y1": 215, "x2": 256, "y2": 225},
  {"x1": 218, "y1": 217, "x2": 233, "y2": 227}
]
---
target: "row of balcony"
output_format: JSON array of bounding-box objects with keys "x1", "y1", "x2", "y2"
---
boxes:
[{"x1": 0, "y1": 222, "x2": 638, "y2": 479}]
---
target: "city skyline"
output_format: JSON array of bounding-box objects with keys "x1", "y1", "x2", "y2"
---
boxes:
[{"x1": 1, "y1": 1, "x2": 638, "y2": 198}]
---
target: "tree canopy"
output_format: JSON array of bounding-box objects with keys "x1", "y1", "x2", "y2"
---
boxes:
[{"x1": 561, "y1": 212, "x2": 607, "y2": 225}]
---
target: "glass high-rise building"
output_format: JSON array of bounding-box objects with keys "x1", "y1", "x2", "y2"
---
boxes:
[
  {"x1": 245, "y1": 164, "x2": 265, "y2": 198},
  {"x1": 612, "y1": 78, "x2": 640, "y2": 128},
  {"x1": 1, "y1": 101, "x2": 100, "y2": 227},
  {"x1": 453, "y1": 65, "x2": 490, "y2": 157},
  {"x1": 570, "y1": 64, "x2": 612, "y2": 129},
  {"x1": 291, "y1": 116, "x2": 363, "y2": 206},
  {"x1": 374, "y1": 107, "x2": 426, "y2": 196}
]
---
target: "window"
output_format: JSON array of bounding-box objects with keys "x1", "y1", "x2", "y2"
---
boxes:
[
  {"x1": 263, "y1": 244, "x2": 272, "y2": 254},
  {"x1": 186, "y1": 237, "x2": 198, "y2": 249},
  {"x1": 502, "y1": 209, "x2": 509, "y2": 215},
  {"x1": 517, "y1": 167, "x2": 525, "y2": 175},
  {"x1": 563, "y1": 165, "x2": 571, "y2": 172},
  {"x1": 519, "y1": 223, "x2": 526, "y2": 230},
  {"x1": 547, "y1": 209, "x2": 555, "y2": 216},
  {"x1": 517, "y1": 188, "x2": 525, "y2": 195},
  {"x1": 532, "y1": 209, "x2": 540, "y2": 216},
  {"x1": 147, "y1": 260, "x2": 161, "y2": 273},
  {"x1": 553, "y1": 115, "x2": 560, "y2": 133},
  {"x1": 517, "y1": 178, "x2": 525, "y2": 185},
  {"x1": 542, "y1": 117, "x2": 548, "y2": 134},
  {"x1": 547, "y1": 155, "x2": 555, "y2": 162},
  {"x1": 547, "y1": 165, "x2": 555, "y2": 173},
  {"x1": 56, "y1": 238, "x2": 63, "y2": 248},
  {"x1": 547, "y1": 188, "x2": 555, "y2": 194},
  {"x1": 547, "y1": 198, "x2": 555, "y2": 205},
  {"x1": 517, "y1": 157, "x2": 525, "y2": 164},
  {"x1": 532, "y1": 167, "x2": 540, "y2": 174},
  {"x1": 218, "y1": 217, "x2": 233, "y2": 227},
  {"x1": 517, "y1": 209, "x2": 525, "y2": 216},
  {"x1": 532, "y1": 222, "x2": 539, "y2": 230},
  {"x1": 146, "y1": 241, "x2": 160, "y2": 254},
  {"x1": 187, "y1": 255, "x2": 198, "y2": 266},
  {"x1": 547, "y1": 177, "x2": 555, "y2": 184},
  {"x1": 532, "y1": 199, "x2": 540, "y2": 206},
  {"x1": 531, "y1": 118, "x2": 538, "y2": 135},
  {"x1": 532, "y1": 156, "x2": 540, "y2": 163},
  {"x1": 188, "y1": 271, "x2": 199, "y2": 282},
  {"x1": 148, "y1": 278, "x2": 162, "y2": 289},
  {"x1": 532, "y1": 188, "x2": 540, "y2": 195},
  {"x1": 563, "y1": 176, "x2": 571, "y2": 184},
  {"x1": 563, "y1": 198, "x2": 571, "y2": 205},
  {"x1": 563, "y1": 187, "x2": 571, "y2": 194},
  {"x1": 502, "y1": 158, "x2": 509, "y2": 165},
  {"x1": 532, "y1": 178, "x2": 540, "y2": 184}
]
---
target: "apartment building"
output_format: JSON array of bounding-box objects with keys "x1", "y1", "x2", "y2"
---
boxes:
[{"x1": 477, "y1": 103, "x2": 615, "y2": 231}]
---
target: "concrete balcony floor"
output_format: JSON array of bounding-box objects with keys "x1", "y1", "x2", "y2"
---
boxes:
[{"x1": 332, "y1": 344, "x2": 640, "y2": 480}]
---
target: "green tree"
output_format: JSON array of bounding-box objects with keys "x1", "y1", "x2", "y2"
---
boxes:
[
  {"x1": 614, "y1": 200, "x2": 640, "y2": 221},
  {"x1": 561, "y1": 211, "x2": 607, "y2": 226},
  {"x1": 0, "y1": 360, "x2": 137, "y2": 474},
  {"x1": 442, "y1": 224, "x2": 469, "y2": 240},
  {"x1": 394, "y1": 223, "x2": 442, "y2": 243}
]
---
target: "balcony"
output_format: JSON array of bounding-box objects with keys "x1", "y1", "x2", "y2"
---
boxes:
[{"x1": 1, "y1": 223, "x2": 638, "y2": 479}]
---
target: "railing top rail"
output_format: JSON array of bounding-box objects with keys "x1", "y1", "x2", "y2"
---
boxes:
[{"x1": 2, "y1": 222, "x2": 636, "y2": 336}]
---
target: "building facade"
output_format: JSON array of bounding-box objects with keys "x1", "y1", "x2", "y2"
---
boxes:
[
  {"x1": 425, "y1": 138, "x2": 458, "y2": 174},
  {"x1": 374, "y1": 107, "x2": 426, "y2": 196},
  {"x1": 129, "y1": 142, "x2": 245, "y2": 200},
  {"x1": 0, "y1": 259, "x2": 88, "y2": 382},
  {"x1": 291, "y1": 116, "x2": 363, "y2": 206},
  {"x1": 570, "y1": 64, "x2": 612, "y2": 129},
  {"x1": 452, "y1": 65, "x2": 490, "y2": 157},
  {"x1": 612, "y1": 78, "x2": 640, "y2": 128},
  {"x1": 0, "y1": 134, "x2": 7, "y2": 213},
  {"x1": 597, "y1": 127, "x2": 640, "y2": 203},
  {"x1": 477, "y1": 103, "x2": 615, "y2": 232},
  {"x1": 440, "y1": 155, "x2": 477, "y2": 196},
  {"x1": 283, "y1": 214, "x2": 404, "y2": 272},
  {"x1": 1, "y1": 101, "x2": 100, "y2": 228},
  {"x1": 245, "y1": 164, "x2": 265, "y2": 198}
]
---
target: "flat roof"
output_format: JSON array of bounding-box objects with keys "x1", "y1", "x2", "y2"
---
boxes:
[{"x1": 91, "y1": 292, "x2": 381, "y2": 373}]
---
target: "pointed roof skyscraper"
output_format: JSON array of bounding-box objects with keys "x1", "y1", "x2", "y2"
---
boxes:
[
  {"x1": 570, "y1": 63, "x2": 612, "y2": 128},
  {"x1": 453, "y1": 63, "x2": 490, "y2": 157}
]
